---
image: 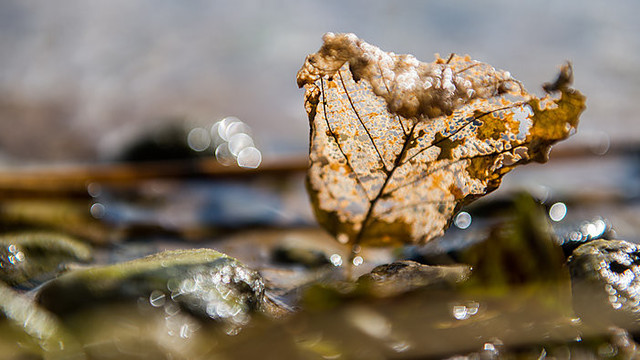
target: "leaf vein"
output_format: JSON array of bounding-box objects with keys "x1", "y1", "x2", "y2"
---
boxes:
[
  {"x1": 338, "y1": 70, "x2": 390, "y2": 172},
  {"x1": 320, "y1": 77, "x2": 372, "y2": 202}
]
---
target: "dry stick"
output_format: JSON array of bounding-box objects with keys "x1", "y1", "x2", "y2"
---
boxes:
[{"x1": 0, "y1": 156, "x2": 308, "y2": 198}]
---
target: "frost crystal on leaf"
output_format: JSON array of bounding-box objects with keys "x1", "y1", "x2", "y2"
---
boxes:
[{"x1": 297, "y1": 33, "x2": 586, "y2": 247}]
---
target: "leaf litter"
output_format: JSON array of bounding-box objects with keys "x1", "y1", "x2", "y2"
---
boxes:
[{"x1": 297, "y1": 33, "x2": 586, "y2": 249}]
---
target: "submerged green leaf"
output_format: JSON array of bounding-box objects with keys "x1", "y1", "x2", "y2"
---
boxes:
[
  {"x1": 36, "y1": 249, "x2": 265, "y2": 329},
  {"x1": 297, "y1": 33, "x2": 586, "y2": 247},
  {"x1": 0, "y1": 232, "x2": 92, "y2": 288}
]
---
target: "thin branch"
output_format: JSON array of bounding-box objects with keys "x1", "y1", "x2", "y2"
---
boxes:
[
  {"x1": 376, "y1": 62, "x2": 408, "y2": 136},
  {"x1": 455, "y1": 63, "x2": 480, "y2": 75},
  {"x1": 445, "y1": 53, "x2": 455, "y2": 64}
]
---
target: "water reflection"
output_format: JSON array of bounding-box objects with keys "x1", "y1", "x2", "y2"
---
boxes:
[
  {"x1": 87, "y1": 182, "x2": 102, "y2": 198},
  {"x1": 236, "y1": 146, "x2": 262, "y2": 169},
  {"x1": 451, "y1": 301, "x2": 480, "y2": 320},
  {"x1": 453, "y1": 211, "x2": 472, "y2": 229},
  {"x1": 215, "y1": 143, "x2": 235, "y2": 166},
  {"x1": 186, "y1": 127, "x2": 211, "y2": 152},
  {"x1": 557, "y1": 217, "x2": 614, "y2": 255},
  {"x1": 352, "y1": 256, "x2": 364, "y2": 267},
  {"x1": 481, "y1": 339, "x2": 503, "y2": 358},
  {"x1": 149, "y1": 290, "x2": 166, "y2": 307},
  {"x1": 344, "y1": 306, "x2": 411, "y2": 354},
  {"x1": 548, "y1": 202, "x2": 567, "y2": 222},
  {"x1": 90, "y1": 202, "x2": 106, "y2": 219},
  {"x1": 330, "y1": 254, "x2": 343, "y2": 267},
  {"x1": 228, "y1": 133, "x2": 254, "y2": 156},
  {"x1": 213, "y1": 116, "x2": 262, "y2": 168},
  {"x1": 4, "y1": 244, "x2": 25, "y2": 265},
  {"x1": 345, "y1": 307, "x2": 390, "y2": 340},
  {"x1": 584, "y1": 130, "x2": 611, "y2": 156}
]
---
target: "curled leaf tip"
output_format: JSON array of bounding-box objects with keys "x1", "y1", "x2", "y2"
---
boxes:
[{"x1": 542, "y1": 62, "x2": 574, "y2": 93}]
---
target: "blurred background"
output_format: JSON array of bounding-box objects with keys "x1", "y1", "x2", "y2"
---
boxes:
[
  {"x1": 1, "y1": 3, "x2": 640, "y2": 357},
  {"x1": 0, "y1": 0, "x2": 638, "y2": 164},
  {"x1": 0, "y1": 0, "x2": 638, "y2": 246}
]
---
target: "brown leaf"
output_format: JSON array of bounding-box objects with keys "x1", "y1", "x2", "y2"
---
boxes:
[{"x1": 297, "y1": 33, "x2": 586, "y2": 247}]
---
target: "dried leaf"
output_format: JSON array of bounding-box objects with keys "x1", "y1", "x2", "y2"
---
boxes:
[{"x1": 297, "y1": 33, "x2": 585, "y2": 247}]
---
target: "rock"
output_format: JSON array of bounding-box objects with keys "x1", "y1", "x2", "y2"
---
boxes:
[
  {"x1": 302, "y1": 260, "x2": 471, "y2": 311},
  {"x1": 568, "y1": 239, "x2": 640, "y2": 330},
  {"x1": 115, "y1": 121, "x2": 201, "y2": 162},
  {"x1": 0, "y1": 232, "x2": 92, "y2": 288},
  {"x1": 36, "y1": 249, "x2": 265, "y2": 329},
  {"x1": 357, "y1": 260, "x2": 471, "y2": 297}
]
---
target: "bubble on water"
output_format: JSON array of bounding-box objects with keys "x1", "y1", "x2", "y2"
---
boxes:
[
  {"x1": 591, "y1": 218, "x2": 607, "y2": 238},
  {"x1": 584, "y1": 223, "x2": 599, "y2": 238},
  {"x1": 149, "y1": 290, "x2": 166, "y2": 307},
  {"x1": 549, "y1": 202, "x2": 567, "y2": 222},
  {"x1": 452, "y1": 301, "x2": 479, "y2": 320},
  {"x1": 211, "y1": 116, "x2": 263, "y2": 169},
  {"x1": 454, "y1": 211, "x2": 472, "y2": 229},
  {"x1": 236, "y1": 147, "x2": 262, "y2": 169},
  {"x1": 352, "y1": 256, "x2": 364, "y2": 266},
  {"x1": 330, "y1": 254, "x2": 342, "y2": 267},
  {"x1": 337, "y1": 233, "x2": 349, "y2": 244},
  {"x1": 187, "y1": 127, "x2": 211, "y2": 152},
  {"x1": 14, "y1": 251, "x2": 25, "y2": 262},
  {"x1": 215, "y1": 143, "x2": 235, "y2": 166},
  {"x1": 228, "y1": 133, "x2": 254, "y2": 156},
  {"x1": 90, "y1": 203, "x2": 106, "y2": 219},
  {"x1": 225, "y1": 121, "x2": 252, "y2": 140},
  {"x1": 87, "y1": 182, "x2": 102, "y2": 198},
  {"x1": 217, "y1": 116, "x2": 241, "y2": 141}
]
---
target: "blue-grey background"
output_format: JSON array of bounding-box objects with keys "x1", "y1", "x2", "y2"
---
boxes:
[{"x1": 0, "y1": 0, "x2": 638, "y2": 162}]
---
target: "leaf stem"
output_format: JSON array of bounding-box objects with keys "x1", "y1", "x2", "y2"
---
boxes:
[{"x1": 348, "y1": 122, "x2": 418, "y2": 266}]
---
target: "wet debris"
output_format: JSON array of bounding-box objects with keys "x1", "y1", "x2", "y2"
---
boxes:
[
  {"x1": 0, "y1": 281, "x2": 86, "y2": 360},
  {"x1": 36, "y1": 249, "x2": 266, "y2": 331},
  {"x1": 0, "y1": 231, "x2": 92, "y2": 289},
  {"x1": 271, "y1": 244, "x2": 330, "y2": 268}
]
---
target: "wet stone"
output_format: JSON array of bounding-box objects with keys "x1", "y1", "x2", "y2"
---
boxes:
[
  {"x1": 0, "y1": 232, "x2": 92, "y2": 289},
  {"x1": 568, "y1": 239, "x2": 640, "y2": 330},
  {"x1": 36, "y1": 249, "x2": 265, "y2": 329},
  {"x1": 357, "y1": 260, "x2": 471, "y2": 297}
]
